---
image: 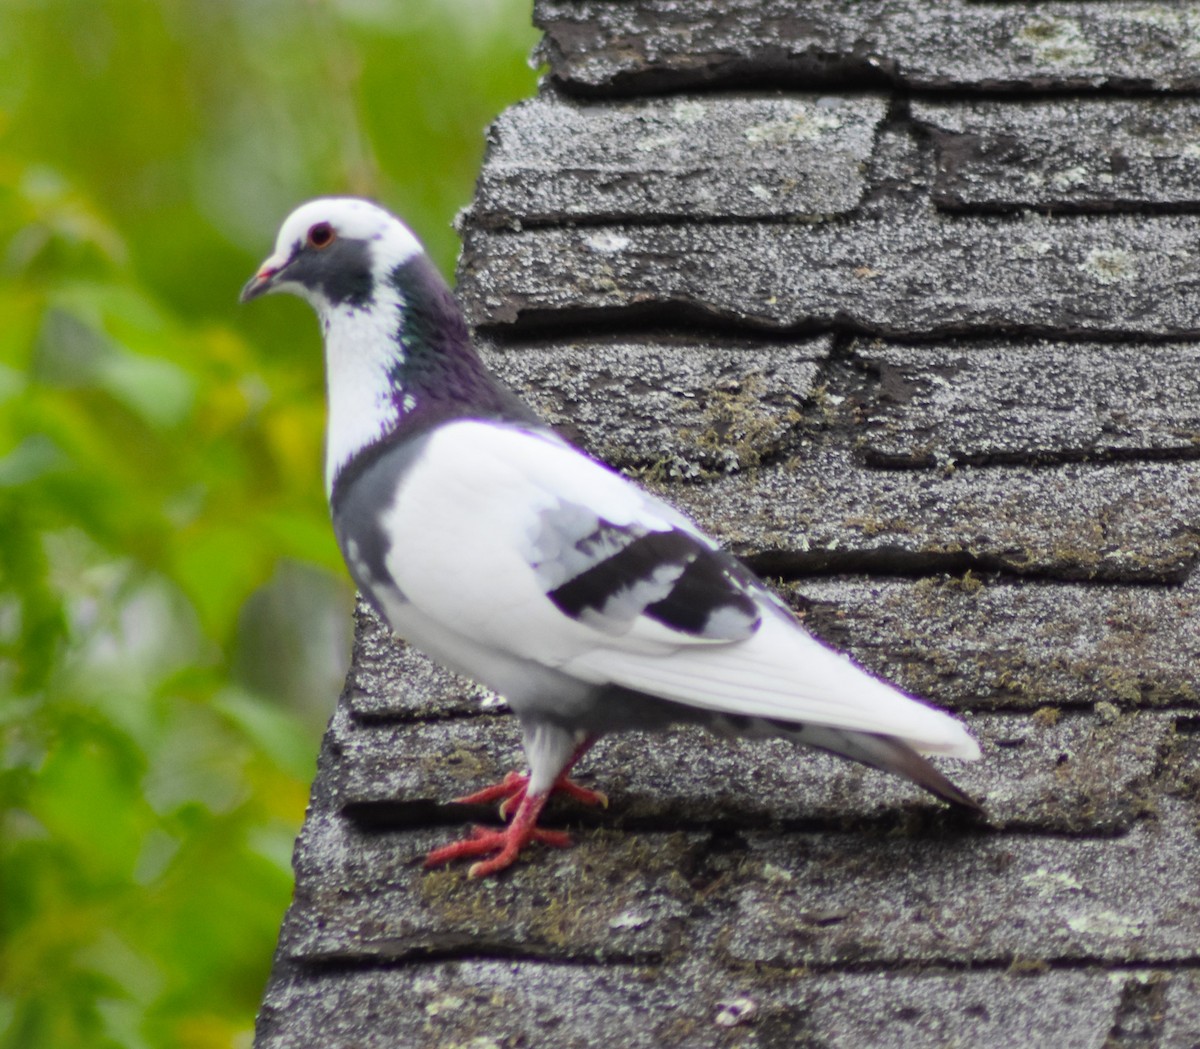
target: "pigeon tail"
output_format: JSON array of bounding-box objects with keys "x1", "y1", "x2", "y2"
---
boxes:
[{"x1": 795, "y1": 725, "x2": 983, "y2": 813}]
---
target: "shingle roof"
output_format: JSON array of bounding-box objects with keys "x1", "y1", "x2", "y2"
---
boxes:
[{"x1": 254, "y1": 3, "x2": 1200, "y2": 1045}]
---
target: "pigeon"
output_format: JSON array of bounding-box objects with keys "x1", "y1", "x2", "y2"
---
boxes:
[{"x1": 241, "y1": 198, "x2": 982, "y2": 877}]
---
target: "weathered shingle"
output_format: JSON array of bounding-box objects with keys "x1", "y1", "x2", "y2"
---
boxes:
[
  {"x1": 672, "y1": 453, "x2": 1200, "y2": 583},
  {"x1": 535, "y1": 1, "x2": 1200, "y2": 94},
  {"x1": 460, "y1": 218, "x2": 1200, "y2": 336},
  {"x1": 257, "y1": 964, "x2": 1133, "y2": 1049},
  {"x1": 913, "y1": 99, "x2": 1200, "y2": 211},
  {"x1": 725, "y1": 801, "x2": 1199, "y2": 967},
  {"x1": 474, "y1": 92, "x2": 888, "y2": 223},
  {"x1": 1165, "y1": 972, "x2": 1200, "y2": 1047},
  {"x1": 480, "y1": 333, "x2": 828, "y2": 476},
  {"x1": 334, "y1": 645, "x2": 1174, "y2": 835},
  {"x1": 257, "y1": 651, "x2": 1198, "y2": 1041},
  {"x1": 793, "y1": 575, "x2": 1200, "y2": 712},
  {"x1": 852, "y1": 339, "x2": 1200, "y2": 463}
]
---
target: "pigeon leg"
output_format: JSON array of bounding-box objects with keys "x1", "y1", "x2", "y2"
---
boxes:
[
  {"x1": 454, "y1": 772, "x2": 609, "y2": 819},
  {"x1": 451, "y1": 769, "x2": 528, "y2": 808},
  {"x1": 425, "y1": 737, "x2": 605, "y2": 876},
  {"x1": 424, "y1": 789, "x2": 572, "y2": 878},
  {"x1": 451, "y1": 748, "x2": 608, "y2": 820}
]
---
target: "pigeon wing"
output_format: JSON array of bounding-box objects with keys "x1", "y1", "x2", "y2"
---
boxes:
[{"x1": 380, "y1": 420, "x2": 978, "y2": 758}]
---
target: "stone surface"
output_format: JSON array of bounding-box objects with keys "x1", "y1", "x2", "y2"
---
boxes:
[
  {"x1": 535, "y1": 1, "x2": 1200, "y2": 94},
  {"x1": 275, "y1": 693, "x2": 1200, "y2": 978},
  {"x1": 1164, "y1": 971, "x2": 1200, "y2": 1048},
  {"x1": 480, "y1": 333, "x2": 828, "y2": 476},
  {"x1": 669, "y1": 450, "x2": 1200, "y2": 584},
  {"x1": 260, "y1": 604, "x2": 1200, "y2": 1045},
  {"x1": 257, "y1": 964, "x2": 1128, "y2": 1049},
  {"x1": 460, "y1": 217, "x2": 1200, "y2": 337},
  {"x1": 284, "y1": 819, "x2": 697, "y2": 965},
  {"x1": 914, "y1": 98, "x2": 1200, "y2": 211},
  {"x1": 792, "y1": 574, "x2": 1200, "y2": 713},
  {"x1": 473, "y1": 92, "x2": 888, "y2": 224},
  {"x1": 339, "y1": 695, "x2": 1173, "y2": 836},
  {"x1": 723, "y1": 801, "x2": 1200, "y2": 968},
  {"x1": 850, "y1": 338, "x2": 1200, "y2": 464},
  {"x1": 479, "y1": 336, "x2": 1200, "y2": 583}
]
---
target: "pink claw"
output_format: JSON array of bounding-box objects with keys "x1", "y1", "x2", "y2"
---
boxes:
[{"x1": 426, "y1": 747, "x2": 607, "y2": 876}]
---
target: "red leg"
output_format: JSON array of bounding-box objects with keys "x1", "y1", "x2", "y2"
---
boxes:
[
  {"x1": 452, "y1": 770, "x2": 527, "y2": 808},
  {"x1": 451, "y1": 765, "x2": 608, "y2": 820},
  {"x1": 424, "y1": 789, "x2": 572, "y2": 878},
  {"x1": 424, "y1": 739, "x2": 606, "y2": 876}
]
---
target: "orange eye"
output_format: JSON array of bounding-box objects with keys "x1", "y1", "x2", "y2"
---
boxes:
[{"x1": 307, "y1": 222, "x2": 335, "y2": 249}]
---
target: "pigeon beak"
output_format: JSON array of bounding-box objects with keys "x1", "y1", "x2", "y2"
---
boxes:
[{"x1": 240, "y1": 252, "x2": 289, "y2": 303}]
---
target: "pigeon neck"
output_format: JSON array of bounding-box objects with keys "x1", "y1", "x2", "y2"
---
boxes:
[{"x1": 322, "y1": 253, "x2": 526, "y2": 500}]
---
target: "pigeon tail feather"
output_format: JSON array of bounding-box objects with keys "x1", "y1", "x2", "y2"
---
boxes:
[{"x1": 795, "y1": 725, "x2": 983, "y2": 813}]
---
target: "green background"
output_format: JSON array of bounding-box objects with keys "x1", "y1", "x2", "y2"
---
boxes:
[{"x1": 0, "y1": 2, "x2": 539, "y2": 1045}]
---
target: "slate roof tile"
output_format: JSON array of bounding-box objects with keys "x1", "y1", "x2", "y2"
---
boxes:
[
  {"x1": 271, "y1": 681, "x2": 1200, "y2": 971},
  {"x1": 335, "y1": 652, "x2": 1173, "y2": 835},
  {"x1": 1164, "y1": 972, "x2": 1200, "y2": 1047},
  {"x1": 259, "y1": 675, "x2": 1198, "y2": 1038},
  {"x1": 794, "y1": 575, "x2": 1200, "y2": 712},
  {"x1": 480, "y1": 333, "x2": 828, "y2": 476},
  {"x1": 257, "y1": 965, "x2": 1130, "y2": 1049},
  {"x1": 535, "y1": 1, "x2": 1200, "y2": 94},
  {"x1": 852, "y1": 338, "x2": 1200, "y2": 463},
  {"x1": 473, "y1": 92, "x2": 888, "y2": 224},
  {"x1": 913, "y1": 99, "x2": 1200, "y2": 212},
  {"x1": 460, "y1": 218, "x2": 1200, "y2": 337},
  {"x1": 671, "y1": 452, "x2": 1200, "y2": 583},
  {"x1": 724, "y1": 801, "x2": 1200, "y2": 968}
]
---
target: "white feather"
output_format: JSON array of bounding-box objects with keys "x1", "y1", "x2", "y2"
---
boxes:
[
  {"x1": 375, "y1": 420, "x2": 979, "y2": 759},
  {"x1": 322, "y1": 286, "x2": 408, "y2": 497},
  {"x1": 250, "y1": 198, "x2": 426, "y2": 495},
  {"x1": 270, "y1": 198, "x2": 421, "y2": 272},
  {"x1": 564, "y1": 611, "x2": 980, "y2": 758}
]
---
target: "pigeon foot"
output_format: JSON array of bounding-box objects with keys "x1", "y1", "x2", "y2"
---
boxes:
[
  {"x1": 427, "y1": 755, "x2": 608, "y2": 876},
  {"x1": 424, "y1": 791, "x2": 572, "y2": 877},
  {"x1": 453, "y1": 768, "x2": 608, "y2": 820}
]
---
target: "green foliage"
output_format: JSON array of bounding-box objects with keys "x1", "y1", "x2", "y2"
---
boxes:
[{"x1": 0, "y1": 2, "x2": 539, "y2": 1045}]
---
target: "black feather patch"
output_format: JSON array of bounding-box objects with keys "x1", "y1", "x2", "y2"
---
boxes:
[
  {"x1": 285, "y1": 236, "x2": 374, "y2": 308},
  {"x1": 541, "y1": 515, "x2": 761, "y2": 641},
  {"x1": 644, "y1": 547, "x2": 760, "y2": 635},
  {"x1": 330, "y1": 436, "x2": 429, "y2": 607},
  {"x1": 548, "y1": 528, "x2": 693, "y2": 619}
]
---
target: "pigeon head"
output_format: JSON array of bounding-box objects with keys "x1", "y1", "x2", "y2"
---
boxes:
[
  {"x1": 240, "y1": 197, "x2": 422, "y2": 311},
  {"x1": 242, "y1": 198, "x2": 538, "y2": 500}
]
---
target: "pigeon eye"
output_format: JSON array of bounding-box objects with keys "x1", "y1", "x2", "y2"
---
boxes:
[{"x1": 307, "y1": 222, "x2": 335, "y2": 249}]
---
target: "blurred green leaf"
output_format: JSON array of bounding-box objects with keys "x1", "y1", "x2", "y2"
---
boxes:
[
  {"x1": 0, "y1": 0, "x2": 539, "y2": 1044},
  {"x1": 0, "y1": 436, "x2": 64, "y2": 488},
  {"x1": 211, "y1": 687, "x2": 320, "y2": 782}
]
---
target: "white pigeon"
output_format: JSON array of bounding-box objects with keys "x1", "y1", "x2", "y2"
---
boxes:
[{"x1": 242, "y1": 198, "x2": 981, "y2": 877}]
